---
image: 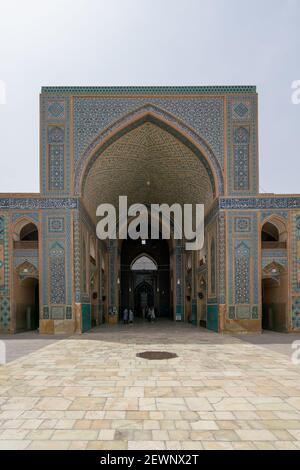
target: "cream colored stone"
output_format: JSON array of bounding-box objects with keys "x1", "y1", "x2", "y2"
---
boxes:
[
  {"x1": 191, "y1": 420, "x2": 218, "y2": 431},
  {"x1": 98, "y1": 429, "x2": 115, "y2": 440},
  {"x1": 36, "y1": 397, "x2": 71, "y2": 411},
  {"x1": 52, "y1": 429, "x2": 98, "y2": 440},
  {"x1": 236, "y1": 429, "x2": 277, "y2": 441}
]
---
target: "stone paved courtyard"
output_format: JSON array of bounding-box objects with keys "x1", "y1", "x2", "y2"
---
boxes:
[{"x1": 0, "y1": 321, "x2": 300, "y2": 450}]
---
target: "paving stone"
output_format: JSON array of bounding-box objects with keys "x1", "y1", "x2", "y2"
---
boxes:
[{"x1": 0, "y1": 324, "x2": 300, "y2": 450}]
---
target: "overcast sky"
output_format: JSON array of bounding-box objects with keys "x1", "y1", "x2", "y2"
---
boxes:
[{"x1": 0, "y1": 0, "x2": 299, "y2": 194}]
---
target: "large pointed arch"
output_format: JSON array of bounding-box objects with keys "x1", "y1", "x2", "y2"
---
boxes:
[{"x1": 74, "y1": 104, "x2": 224, "y2": 197}]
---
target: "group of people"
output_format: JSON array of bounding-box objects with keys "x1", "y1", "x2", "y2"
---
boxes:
[
  {"x1": 122, "y1": 308, "x2": 134, "y2": 324},
  {"x1": 122, "y1": 305, "x2": 157, "y2": 324},
  {"x1": 143, "y1": 305, "x2": 156, "y2": 322}
]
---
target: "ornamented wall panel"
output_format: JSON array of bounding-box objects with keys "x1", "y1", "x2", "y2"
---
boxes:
[
  {"x1": 73, "y1": 96, "x2": 225, "y2": 172},
  {"x1": 41, "y1": 210, "x2": 73, "y2": 320},
  {"x1": 291, "y1": 212, "x2": 300, "y2": 329},
  {"x1": 205, "y1": 215, "x2": 218, "y2": 304},
  {"x1": 218, "y1": 212, "x2": 226, "y2": 304},
  {"x1": 0, "y1": 213, "x2": 10, "y2": 330},
  {"x1": 226, "y1": 95, "x2": 258, "y2": 196},
  {"x1": 75, "y1": 203, "x2": 95, "y2": 304},
  {"x1": 227, "y1": 212, "x2": 259, "y2": 320},
  {"x1": 40, "y1": 96, "x2": 71, "y2": 195},
  {"x1": 175, "y1": 241, "x2": 184, "y2": 320},
  {"x1": 108, "y1": 239, "x2": 117, "y2": 311}
]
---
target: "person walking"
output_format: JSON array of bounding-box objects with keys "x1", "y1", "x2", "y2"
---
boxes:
[
  {"x1": 150, "y1": 306, "x2": 155, "y2": 323},
  {"x1": 129, "y1": 309, "x2": 134, "y2": 324},
  {"x1": 123, "y1": 308, "x2": 128, "y2": 324}
]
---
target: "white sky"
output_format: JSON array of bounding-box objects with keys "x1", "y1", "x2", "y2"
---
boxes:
[{"x1": 0, "y1": 0, "x2": 299, "y2": 194}]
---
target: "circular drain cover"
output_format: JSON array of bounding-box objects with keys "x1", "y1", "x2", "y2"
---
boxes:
[{"x1": 136, "y1": 351, "x2": 178, "y2": 360}]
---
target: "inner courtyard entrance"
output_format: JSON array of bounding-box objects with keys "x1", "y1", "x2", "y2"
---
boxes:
[
  {"x1": 261, "y1": 218, "x2": 288, "y2": 332},
  {"x1": 120, "y1": 238, "x2": 171, "y2": 319}
]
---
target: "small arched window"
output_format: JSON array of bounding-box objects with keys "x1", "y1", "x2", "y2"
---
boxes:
[
  {"x1": 131, "y1": 255, "x2": 158, "y2": 271},
  {"x1": 19, "y1": 223, "x2": 38, "y2": 241},
  {"x1": 261, "y1": 222, "x2": 279, "y2": 242},
  {"x1": 261, "y1": 219, "x2": 287, "y2": 248}
]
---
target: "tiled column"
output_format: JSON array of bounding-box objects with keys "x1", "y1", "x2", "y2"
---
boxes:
[
  {"x1": 108, "y1": 240, "x2": 118, "y2": 313},
  {"x1": 175, "y1": 242, "x2": 184, "y2": 321}
]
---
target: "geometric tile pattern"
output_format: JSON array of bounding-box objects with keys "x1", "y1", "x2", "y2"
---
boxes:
[
  {"x1": 0, "y1": 212, "x2": 10, "y2": 330},
  {"x1": 260, "y1": 211, "x2": 288, "y2": 221},
  {"x1": 48, "y1": 217, "x2": 65, "y2": 233},
  {"x1": 234, "y1": 145, "x2": 249, "y2": 190},
  {"x1": 43, "y1": 306, "x2": 49, "y2": 319},
  {"x1": 227, "y1": 212, "x2": 257, "y2": 308},
  {"x1": 11, "y1": 211, "x2": 39, "y2": 223},
  {"x1": 0, "y1": 216, "x2": 4, "y2": 239},
  {"x1": 75, "y1": 104, "x2": 224, "y2": 198},
  {"x1": 218, "y1": 212, "x2": 226, "y2": 304},
  {"x1": 49, "y1": 145, "x2": 64, "y2": 191},
  {"x1": 43, "y1": 85, "x2": 257, "y2": 94},
  {"x1": 83, "y1": 121, "x2": 215, "y2": 216},
  {"x1": 47, "y1": 100, "x2": 65, "y2": 119},
  {"x1": 252, "y1": 305, "x2": 259, "y2": 319},
  {"x1": 0, "y1": 198, "x2": 78, "y2": 209},
  {"x1": 48, "y1": 126, "x2": 64, "y2": 144},
  {"x1": 49, "y1": 241, "x2": 66, "y2": 305},
  {"x1": 292, "y1": 214, "x2": 300, "y2": 293},
  {"x1": 228, "y1": 305, "x2": 235, "y2": 319},
  {"x1": 233, "y1": 127, "x2": 250, "y2": 191},
  {"x1": 0, "y1": 212, "x2": 10, "y2": 331},
  {"x1": 51, "y1": 306, "x2": 64, "y2": 319},
  {"x1": 236, "y1": 305, "x2": 251, "y2": 319},
  {"x1": 234, "y1": 241, "x2": 250, "y2": 304},
  {"x1": 175, "y1": 241, "x2": 184, "y2": 319},
  {"x1": 0, "y1": 240, "x2": 4, "y2": 289},
  {"x1": 0, "y1": 296, "x2": 10, "y2": 328},
  {"x1": 73, "y1": 97, "x2": 225, "y2": 173},
  {"x1": 292, "y1": 297, "x2": 300, "y2": 329},
  {"x1": 108, "y1": 240, "x2": 117, "y2": 311},
  {"x1": 232, "y1": 100, "x2": 252, "y2": 120},
  {"x1": 234, "y1": 217, "x2": 251, "y2": 232},
  {"x1": 66, "y1": 305, "x2": 72, "y2": 319},
  {"x1": 41, "y1": 96, "x2": 70, "y2": 195},
  {"x1": 226, "y1": 95, "x2": 257, "y2": 195},
  {"x1": 220, "y1": 197, "x2": 300, "y2": 210},
  {"x1": 210, "y1": 237, "x2": 216, "y2": 296},
  {"x1": 13, "y1": 254, "x2": 38, "y2": 270}
]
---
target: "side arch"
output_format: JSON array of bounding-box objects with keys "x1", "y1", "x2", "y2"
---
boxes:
[
  {"x1": 12, "y1": 217, "x2": 39, "y2": 242},
  {"x1": 261, "y1": 215, "x2": 288, "y2": 244},
  {"x1": 74, "y1": 104, "x2": 224, "y2": 197}
]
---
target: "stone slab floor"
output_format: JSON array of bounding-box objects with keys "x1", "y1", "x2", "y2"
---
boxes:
[{"x1": 1, "y1": 321, "x2": 300, "y2": 450}]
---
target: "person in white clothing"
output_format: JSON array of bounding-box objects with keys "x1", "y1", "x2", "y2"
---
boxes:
[
  {"x1": 123, "y1": 308, "x2": 128, "y2": 324},
  {"x1": 129, "y1": 309, "x2": 134, "y2": 324}
]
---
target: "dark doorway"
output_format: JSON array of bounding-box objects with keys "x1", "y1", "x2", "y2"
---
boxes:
[
  {"x1": 120, "y1": 237, "x2": 171, "y2": 319},
  {"x1": 16, "y1": 277, "x2": 39, "y2": 331},
  {"x1": 262, "y1": 275, "x2": 287, "y2": 332},
  {"x1": 20, "y1": 223, "x2": 38, "y2": 241},
  {"x1": 134, "y1": 281, "x2": 154, "y2": 317}
]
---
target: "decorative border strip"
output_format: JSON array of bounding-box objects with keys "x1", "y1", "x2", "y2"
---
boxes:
[
  {"x1": 1, "y1": 197, "x2": 300, "y2": 211},
  {"x1": 42, "y1": 86, "x2": 257, "y2": 95},
  {"x1": 0, "y1": 198, "x2": 78, "y2": 209},
  {"x1": 220, "y1": 197, "x2": 300, "y2": 209}
]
